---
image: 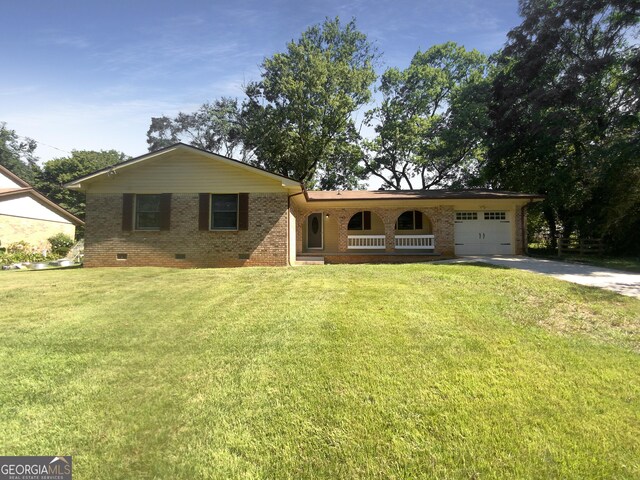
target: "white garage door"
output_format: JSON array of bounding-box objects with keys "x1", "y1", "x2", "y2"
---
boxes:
[{"x1": 454, "y1": 211, "x2": 513, "y2": 255}]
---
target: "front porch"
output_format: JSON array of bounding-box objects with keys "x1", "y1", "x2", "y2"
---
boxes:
[{"x1": 294, "y1": 206, "x2": 455, "y2": 263}]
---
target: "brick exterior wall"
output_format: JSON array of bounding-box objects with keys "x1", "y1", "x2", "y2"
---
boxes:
[
  {"x1": 294, "y1": 205, "x2": 456, "y2": 257},
  {"x1": 84, "y1": 193, "x2": 289, "y2": 268},
  {"x1": 0, "y1": 215, "x2": 76, "y2": 251}
]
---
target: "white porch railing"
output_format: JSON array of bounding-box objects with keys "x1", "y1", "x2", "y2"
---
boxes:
[
  {"x1": 348, "y1": 235, "x2": 386, "y2": 249},
  {"x1": 394, "y1": 235, "x2": 435, "y2": 249}
]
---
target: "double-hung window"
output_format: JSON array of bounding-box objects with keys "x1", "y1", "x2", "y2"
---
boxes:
[
  {"x1": 135, "y1": 194, "x2": 162, "y2": 230},
  {"x1": 211, "y1": 194, "x2": 238, "y2": 230}
]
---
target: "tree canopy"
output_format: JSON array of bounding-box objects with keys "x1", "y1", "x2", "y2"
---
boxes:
[
  {"x1": 241, "y1": 17, "x2": 378, "y2": 188},
  {"x1": 364, "y1": 42, "x2": 490, "y2": 190},
  {"x1": 484, "y1": 0, "x2": 640, "y2": 250},
  {"x1": 35, "y1": 150, "x2": 128, "y2": 219},
  {"x1": 147, "y1": 98, "x2": 246, "y2": 159},
  {"x1": 0, "y1": 122, "x2": 38, "y2": 184}
]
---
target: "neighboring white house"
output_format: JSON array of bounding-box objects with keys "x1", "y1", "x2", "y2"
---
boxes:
[{"x1": 0, "y1": 165, "x2": 83, "y2": 251}]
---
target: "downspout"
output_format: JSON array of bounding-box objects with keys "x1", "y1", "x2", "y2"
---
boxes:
[{"x1": 287, "y1": 186, "x2": 306, "y2": 266}]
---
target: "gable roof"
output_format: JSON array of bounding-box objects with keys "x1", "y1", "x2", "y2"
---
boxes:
[
  {"x1": 0, "y1": 165, "x2": 84, "y2": 225},
  {"x1": 304, "y1": 189, "x2": 545, "y2": 201},
  {"x1": 64, "y1": 143, "x2": 302, "y2": 190}
]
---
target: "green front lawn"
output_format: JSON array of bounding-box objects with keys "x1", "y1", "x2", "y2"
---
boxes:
[{"x1": 1, "y1": 265, "x2": 639, "y2": 479}]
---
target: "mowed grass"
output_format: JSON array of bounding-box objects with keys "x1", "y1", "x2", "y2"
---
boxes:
[{"x1": 0, "y1": 264, "x2": 639, "y2": 479}]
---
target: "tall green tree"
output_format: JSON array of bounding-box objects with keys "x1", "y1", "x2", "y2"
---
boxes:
[
  {"x1": 0, "y1": 122, "x2": 39, "y2": 183},
  {"x1": 146, "y1": 98, "x2": 246, "y2": 159},
  {"x1": 36, "y1": 150, "x2": 128, "y2": 219},
  {"x1": 242, "y1": 17, "x2": 378, "y2": 188},
  {"x1": 364, "y1": 43, "x2": 490, "y2": 190},
  {"x1": 485, "y1": 0, "x2": 640, "y2": 250}
]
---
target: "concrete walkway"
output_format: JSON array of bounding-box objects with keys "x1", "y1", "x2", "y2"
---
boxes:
[{"x1": 442, "y1": 256, "x2": 640, "y2": 298}]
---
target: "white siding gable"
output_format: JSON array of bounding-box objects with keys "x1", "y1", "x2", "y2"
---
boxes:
[
  {"x1": 86, "y1": 150, "x2": 290, "y2": 194},
  {"x1": 0, "y1": 195, "x2": 72, "y2": 224}
]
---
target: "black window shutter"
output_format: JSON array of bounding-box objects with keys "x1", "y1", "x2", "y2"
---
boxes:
[
  {"x1": 238, "y1": 193, "x2": 249, "y2": 230},
  {"x1": 122, "y1": 194, "x2": 134, "y2": 231},
  {"x1": 363, "y1": 210, "x2": 371, "y2": 230},
  {"x1": 198, "y1": 194, "x2": 210, "y2": 231},
  {"x1": 414, "y1": 211, "x2": 423, "y2": 229},
  {"x1": 160, "y1": 194, "x2": 171, "y2": 231}
]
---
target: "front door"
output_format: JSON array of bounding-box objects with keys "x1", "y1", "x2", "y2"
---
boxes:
[{"x1": 307, "y1": 213, "x2": 323, "y2": 249}]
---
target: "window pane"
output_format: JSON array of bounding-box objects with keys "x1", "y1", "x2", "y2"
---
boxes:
[
  {"x1": 213, "y1": 194, "x2": 238, "y2": 212},
  {"x1": 397, "y1": 211, "x2": 414, "y2": 230},
  {"x1": 213, "y1": 212, "x2": 237, "y2": 229},
  {"x1": 456, "y1": 212, "x2": 478, "y2": 220},
  {"x1": 348, "y1": 212, "x2": 363, "y2": 230},
  {"x1": 136, "y1": 194, "x2": 161, "y2": 212},
  {"x1": 137, "y1": 212, "x2": 161, "y2": 229}
]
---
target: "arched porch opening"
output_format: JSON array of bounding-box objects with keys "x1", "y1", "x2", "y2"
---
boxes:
[
  {"x1": 346, "y1": 210, "x2": 385, "y2": 250},
  {"x1": 393, "y1": 210, "x2": 435, "y2": 250}
]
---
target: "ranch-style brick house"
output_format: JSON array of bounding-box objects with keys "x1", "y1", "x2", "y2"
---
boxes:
[{"x1": 65, "y1": 143, "x2": 543, "y2": 268}]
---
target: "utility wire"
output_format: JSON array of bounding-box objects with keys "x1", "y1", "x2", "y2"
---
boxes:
[{"x1": 16, "y1": 134, "x2": 72, "y2": 156}]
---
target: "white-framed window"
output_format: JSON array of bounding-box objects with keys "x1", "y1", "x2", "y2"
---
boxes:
[
  {"x1": 456, "y1": 212, "x2": 478, "y2": 221},
  {"x1": 484, "y1": 211, "x2": 506, "y2": 220},
  {"x1": 211, "y1": 194, "x2": 238, "y2": 230},
  {"x1": 135, "y1": 194, "x2": 162, "y2": 230}
]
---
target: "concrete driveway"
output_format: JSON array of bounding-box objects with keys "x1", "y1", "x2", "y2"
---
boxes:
[{"x1": 453, "y1": 256, "x2": 640, "y2": 298}]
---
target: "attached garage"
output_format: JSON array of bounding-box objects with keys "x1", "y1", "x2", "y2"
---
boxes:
[{"x1": 454, "y1": 211, "x2": 513, "y2": 255}]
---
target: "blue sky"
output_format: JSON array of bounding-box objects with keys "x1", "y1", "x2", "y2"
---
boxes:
[{"x1": 1, "y1": 0, "x2": 521, "y2": 163}]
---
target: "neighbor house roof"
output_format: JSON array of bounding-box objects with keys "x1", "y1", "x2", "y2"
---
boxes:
[
  {"x1": 0, "y1": 165, "x2": 84, "y2": 225},
  {"x1": 64, "y1": 142, "x2": 302, "y2": 189},
  {"x1": 304, "y1": 189, "x2": 545, "y2": 201}
]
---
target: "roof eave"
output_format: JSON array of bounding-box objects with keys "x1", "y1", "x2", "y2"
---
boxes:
[{"x1": 304, "y1": 194, "x2": 546, "y2": 202}]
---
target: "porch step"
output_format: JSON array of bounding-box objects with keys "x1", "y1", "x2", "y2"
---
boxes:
[{"x1": 295, "y1": 256, "x2": 325, "y2": 266}]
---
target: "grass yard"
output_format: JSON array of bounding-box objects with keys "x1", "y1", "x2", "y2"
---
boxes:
[{"x1": 1, "y1": 264, "x2": 639, "y2": 479}]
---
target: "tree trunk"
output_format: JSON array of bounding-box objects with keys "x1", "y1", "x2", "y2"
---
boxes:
[{"x1": 543, "y1": 205, "x2": 557, "y2": 250}]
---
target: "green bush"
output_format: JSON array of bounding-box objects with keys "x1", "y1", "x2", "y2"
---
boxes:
[
  {"x1": 48, "y1": 233, "x2": 74, "y2": 258},
  {"x1": 0, "y1": 241, "x2": 47, "y2": 266}
]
